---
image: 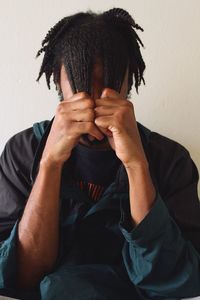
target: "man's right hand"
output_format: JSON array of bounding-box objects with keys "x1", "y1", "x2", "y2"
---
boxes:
[{"x1": 41, "y1": 92, "x2": 105, "y2": 166}]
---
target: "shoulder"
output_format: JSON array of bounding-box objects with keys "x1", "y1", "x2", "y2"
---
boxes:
[
  {"x1": 137, "y1": 121, "x2": 199, "y2": 198},
  {"x1": 137, "y1": 120, "x2": 192, "y2": 160},
  {"x1": 147, "y1": 126, "x2": 194, "y2": 172},
  {"x1": 0, "y1": 119, "x2": 51, "y2": 186},
  {"x1": 2, "y1": 119, "x2": 51, "y2": 154}
]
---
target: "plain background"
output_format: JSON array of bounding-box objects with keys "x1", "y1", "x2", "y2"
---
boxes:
[{"x1": 0, "y1": 0, "x2": 199, "y2": 196}]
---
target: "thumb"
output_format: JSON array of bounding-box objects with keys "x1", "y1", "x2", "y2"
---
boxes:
[{"x1": 101, "y1": 88, "x2": 121, "y2": 99}]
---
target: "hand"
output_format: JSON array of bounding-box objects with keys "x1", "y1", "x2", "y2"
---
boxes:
[
  {"x1": 41, "y1": 92, "x2": 104, "y2": 166},
  {"x1": 94, "y1": 88, "x2": 148, "y2": 169}
]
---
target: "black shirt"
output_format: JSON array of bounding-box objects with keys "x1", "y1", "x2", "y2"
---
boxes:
[{"x1": 71, "y1": 142, "x2": 121, "y2": 202}]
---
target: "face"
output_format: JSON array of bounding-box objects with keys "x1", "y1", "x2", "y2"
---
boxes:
[{"x1": 58, "y1": 60, "x2": 129, "y2": 150}]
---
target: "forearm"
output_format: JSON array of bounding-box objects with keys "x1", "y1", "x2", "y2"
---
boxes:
[
  {"x1": 125, "y1": 163, "x2": 156, "y2": 226},
  {"x1": 17, "y1": 159, "x2": 63, "y2": 289},
  {"x1": 120, "y1": 167, "x2": 200, "y2": 298}
]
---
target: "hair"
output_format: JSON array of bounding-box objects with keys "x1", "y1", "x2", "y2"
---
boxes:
[{"x1": 36, "y1": 7, "x2": 145, "y2": 100}]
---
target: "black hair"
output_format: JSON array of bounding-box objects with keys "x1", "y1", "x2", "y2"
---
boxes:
[{"x1": 36, "y1": 7, "x2": 145, "y2": 100}]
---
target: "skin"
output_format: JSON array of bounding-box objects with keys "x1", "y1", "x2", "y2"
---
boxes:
[
  {"x1": 58, "y1": 61, "x2": 129, "y2": 150},
  {"x1": 17, "y1": 58, "x2": 156, "y2": 290},
  {"x1": 55, "y1": 60, "x2": 146, "y2": 166}
]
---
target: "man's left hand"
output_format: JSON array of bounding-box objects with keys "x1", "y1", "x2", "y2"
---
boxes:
[{"x1": 94, "y1": 88, "x2": 148, "y2": 169}]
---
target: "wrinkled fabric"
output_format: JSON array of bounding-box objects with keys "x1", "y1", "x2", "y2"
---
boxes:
[{"x1": 0, "y1": 116, "x2": 200, "y2": 299}]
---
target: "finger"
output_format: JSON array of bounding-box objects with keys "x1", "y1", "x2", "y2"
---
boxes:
[
  {"x1": 76, "y1": 122, "x2": 105, "y2": 140},
  {"x1": 62, "y1": 91, "x2": 95, "y2": 109},
  {"x1": 94, "y1": 106, "x2": 116, "y2": 116},
  {"x1": 63, "y1": 91, "x2": 90, "y2": 102},
  {"x1": 101, "y1": 88, "x2": 121, "y2": 99},
  {"x1": 58, "y1": 97, "x2": 95, "y2": 112},
  {"x1": 68, "y1": 108, "x2": 95, "y2": 122},
  {"x1": 96, "y1": 125, "x2": 113, "y2": 137},
  {"x1": 95, "y1": 98, "x2": 127, "y2": 107},
  {"x1": 94, "y1": 116, "x2": 113, "y2": 129},
  {"x1": 95, "y1": 116, "x2": 121, "y2": 135}
]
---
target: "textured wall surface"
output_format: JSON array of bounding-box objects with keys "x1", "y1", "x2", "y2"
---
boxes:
[{"x1": 0, "y1": 0, "x2": 199, "y2": 195}]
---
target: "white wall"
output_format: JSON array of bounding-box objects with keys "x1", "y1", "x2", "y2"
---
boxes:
[{"x1": 0, "y1": 0, "x2": 199, "y2": 195}]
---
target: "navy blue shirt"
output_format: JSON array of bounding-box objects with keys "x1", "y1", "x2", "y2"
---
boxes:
[{"x1": 71, "y1": 142, "x2": 121, "y2": 202}]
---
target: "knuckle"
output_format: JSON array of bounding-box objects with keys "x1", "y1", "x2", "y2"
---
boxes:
[
  {"x1": 87, "y1": 109, "x2": 95, "y2": 120},
  {"x1": 56, "y1": 102, "x2": 65, "y2": 113},
  {"x1": 102, "y1": 88, "x2": 110, "y2": 96},
  {"x1": 127, "y1": 100, "x2": 133, "y2": 108},
  {"x1": 79, "y1": 91, "x2": 89, "y2": 98},
  {"x1": 85, "y1": 99, "x2": 94, "y2": 108},
  {"x1": 56, "y1": 103, "x2": 62, "y2": 113}
]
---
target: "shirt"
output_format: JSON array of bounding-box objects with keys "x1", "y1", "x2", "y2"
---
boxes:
[
  {"x1": 71, "y1": 142, "x2": 121, "y2": 202},
  {"x1": 0, "y1": 116, "x2": 200, "y2": 300}
]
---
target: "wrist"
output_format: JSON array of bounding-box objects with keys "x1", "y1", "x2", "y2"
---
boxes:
[
  {"x1": 125, "y1": 162, "x2": 156, "y2": 198},
  {"x1": 40, "y1": 155, "x2": 65, "y2": 171},
  {"x1": 123, "y1": 159, "x2": 149, "y2": 172}
]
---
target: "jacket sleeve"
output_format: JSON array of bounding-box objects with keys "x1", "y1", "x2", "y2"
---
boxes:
[
  {"x1": 0, "y1": 219, "x2": 20, "y2": 289},
  {"x1": 119, "y1": 141, "x2": 200, "y2": 299},
  {"x1": 0, "y1": 141, "x2": 22, "y2": 289},
  {"x1": 0, "y1": 130, "x2": 35, "y2": 289}
]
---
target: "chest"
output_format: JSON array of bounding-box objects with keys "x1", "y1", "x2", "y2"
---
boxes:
[{"x1": 56, "y1": 181, "x2": 128, "y2": 267}]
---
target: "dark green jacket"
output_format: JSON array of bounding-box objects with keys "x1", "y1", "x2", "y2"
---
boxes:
[{"x1": 0, "y1": 117, "x2": 200, "y2": 299}]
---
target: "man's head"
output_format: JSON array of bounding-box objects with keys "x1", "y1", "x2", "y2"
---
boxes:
[
  {"x1": 58, "y1": 58, "x2": 129, "y2": 148},
  {"x1": 36, "y1": 8, "x2": 145, "y2": 148},
  {"x1": 36, "y1": 8, "x2": 145, "y2": 97}
]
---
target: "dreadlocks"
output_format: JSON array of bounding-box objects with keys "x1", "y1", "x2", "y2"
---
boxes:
[{"x1": 36, "y1": 7, "x2": 145, "y2": 100}]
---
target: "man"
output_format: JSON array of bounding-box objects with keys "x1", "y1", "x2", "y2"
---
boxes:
[{"x1": 0, "y1": 7, "x2": 200, "y2": 300}]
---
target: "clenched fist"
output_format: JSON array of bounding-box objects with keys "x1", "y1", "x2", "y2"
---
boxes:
[{"x1": 41, "y1": 92, "x2": 105, "y2": 167}]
